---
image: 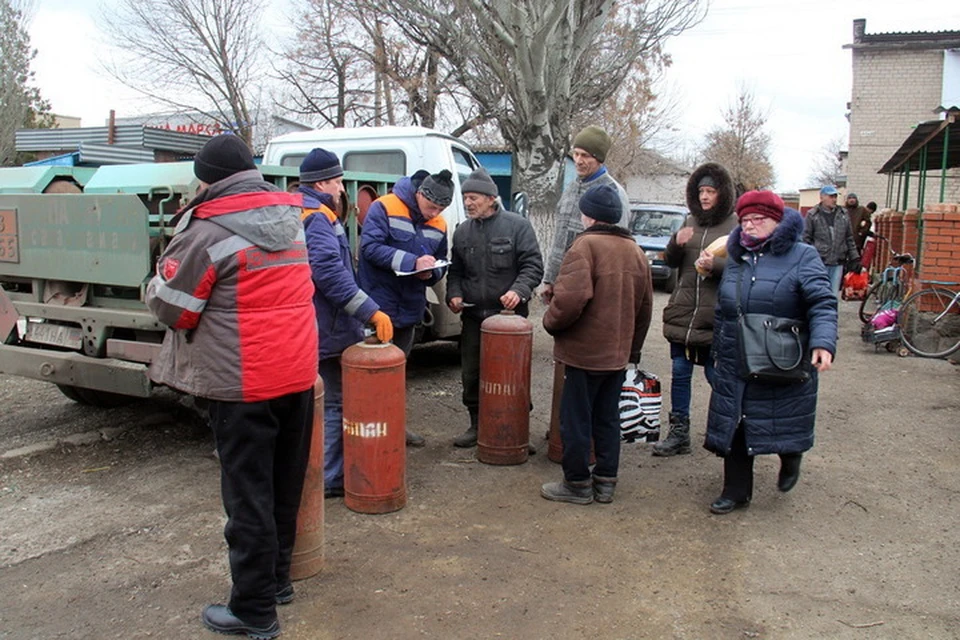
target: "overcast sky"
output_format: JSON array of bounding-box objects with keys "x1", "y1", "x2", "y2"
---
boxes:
[{"x1": 26, "y1": 0, "x2": 958, "y2": 193}]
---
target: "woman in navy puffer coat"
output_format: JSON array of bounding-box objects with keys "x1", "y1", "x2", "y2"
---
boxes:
[{"x1": 705, "y1": 191, "x2": 837, "y2": 515}]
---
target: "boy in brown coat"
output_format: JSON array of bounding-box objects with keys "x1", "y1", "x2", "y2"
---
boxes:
[{"x1": 541, "y1": 184, "x2": 654, "y2": 504}]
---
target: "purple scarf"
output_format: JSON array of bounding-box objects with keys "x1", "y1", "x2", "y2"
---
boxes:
[{"x1": 739, "y1": 230, "x2": 771, "y2": 252}]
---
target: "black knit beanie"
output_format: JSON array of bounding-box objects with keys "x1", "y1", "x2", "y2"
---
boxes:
[
  {"x1": 194, "y1": 135, "x2": 256, "y2": 184},
  {"x1": 418, "y1": 169, "x2": 454, "y2": 207},
  {"x1": 299, "y1": 148, "x2": 343, "y2": 183},
  {"x1": 579, "y1": 184, "x2": 622, "y2": 224}
]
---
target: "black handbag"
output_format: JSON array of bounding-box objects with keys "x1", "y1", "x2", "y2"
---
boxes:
[{"x1": 736, "y1": 270, "x2": 811, "y2": 385}]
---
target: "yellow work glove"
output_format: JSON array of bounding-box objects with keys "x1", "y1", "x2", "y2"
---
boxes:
[{"x1": 370, "y1": 311, "x2": 394, "y2": 344}]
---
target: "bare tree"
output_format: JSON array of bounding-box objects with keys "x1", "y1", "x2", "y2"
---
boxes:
[
  {"x1": 100, "y1": 0, "x2": 266, "y2": 146},
  {"x1": 701, "y1": 87, "x2": 775, "y2": 191},
  {"x1": 347, "y1": 0, "x2": 704, "y2": 233},
  {"x1": 808, "y1": 135, "x2": 846, "y2": 188},
  {"x1": 280, "y1": 0, "x2": 479, "y2": 132},
  {"x1": 0, "y1": 0, "x2": 53, "y2": 165}
]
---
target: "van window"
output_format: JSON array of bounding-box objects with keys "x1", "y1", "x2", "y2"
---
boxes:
[
  {"x1": 344, "y1": 151, "x2": 406, "y2": 175},
  {"x1": 451, "y1": 147, "x2": 478, "y2": 185},
  {"x1": 280, "y1": 154, "x2": 305, "y2": 168}
]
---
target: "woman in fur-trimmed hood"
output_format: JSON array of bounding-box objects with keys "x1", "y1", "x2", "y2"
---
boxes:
[{"x1": 652, "y1": 162, "x2": 738, "y2": 457}]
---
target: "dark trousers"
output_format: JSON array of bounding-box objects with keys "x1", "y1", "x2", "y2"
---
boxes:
[
  {"x1": 459, "y1": 315, "x2": 483, "y2": 416},
  {"x1": 559, "y1": 365, "x2": 625, "y2": 482},
  {"x1": 393, "y1": 325, "x2": 417, "y2": 358},
  {"x1": 722, "y1": 423, "x2": 802, "y2": 501},
  {"x1": 320, "y1": 358, "x2": 344, "y2": 489},
  {"x1": 208, "y1": 388, "x2": 314, "y2": 625},
  {"x1": 722, "y1": 424, "x2": 755, "y2": 502}
]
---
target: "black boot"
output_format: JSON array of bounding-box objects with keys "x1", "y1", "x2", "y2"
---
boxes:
[
  {"x1": 406, "y1": 429, "x2": 426, "y2": 447},
  {"x1": 201, "y1": 605, "x2": 280, "y2": 639},
  {"x1": 652, "y1": 413, "x2": 691, "y2": 457},
  {"x1": 453, "y1": 411, "x2": 478, "y2": 448},
  {"x1": 778, "y1": 453, "x2": 802, "y2": 492}
]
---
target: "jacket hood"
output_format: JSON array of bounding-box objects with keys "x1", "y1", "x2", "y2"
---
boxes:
[
  {"x1": 686, "y1": 163, "x2": 736, "y2": 227},
  {"x1": 391, "y1": 175, "x2": 424, "y2": 220},
  {"x1": 728, "y1": 207, "x2": 805, "y2": 261},
  {"x1": 188, "y1": 171, "x2": 305, "y2": 252}
]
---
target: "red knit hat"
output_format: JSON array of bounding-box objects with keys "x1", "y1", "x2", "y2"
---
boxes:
[{"x1": 736, "y1": 190, "x2": 784, "y2": 223}]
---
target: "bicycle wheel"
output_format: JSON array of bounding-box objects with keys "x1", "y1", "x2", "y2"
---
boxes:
[
  {"x1": 898, "y1": 288, "x2": 960, "y2": 358},
  {"x1": 859, "y1": 283, "x2": 882, "y2": 323}
]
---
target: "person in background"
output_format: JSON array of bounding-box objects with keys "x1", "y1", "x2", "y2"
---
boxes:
[
  {"x1": 802, "y1": 185, "x2": 859, "y2": 294},
  {"x1": 540, "y1": 125, "x2": 631, "y2": 303},
  {"x1": 446, "y1": 167, "x2": 543, "y2": 448},
  {"x1": 705, "y1": 191, "x2": 837, "y2": 515},
  {"x1": 146, "y1": 135, "x2": 318, "y2": 639},
  {"x1": 358, "y1": 169, "x2": 453, "y2": 447},
  {"x1": 653, "y1": 162, "x2": 737, "y2": 457},
  {"x1": 298, "y1": 148, "x2": 393, "y2": 498},
  {"x1": 844, "y1": 192, "x2": 872, "y2": 255},
  {"x1": 541, "y1": 184, "x2": 653, "y2": 505}
]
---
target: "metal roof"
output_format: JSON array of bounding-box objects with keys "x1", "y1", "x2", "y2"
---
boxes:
[
  {"x1": 15, "y1": 125, "x2": 211, "y2": 155},
  {"x1": 878, "y1": 117, "x2": 959, "y2": 174},
  {"x1": 0, "y1": 166, "x2": 97, "y2": 193}
]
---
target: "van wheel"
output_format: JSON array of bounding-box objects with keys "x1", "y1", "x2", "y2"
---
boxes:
[
  {"x1": 57, "y1": 385, "x2": 136, "y2": 408},
  {"x1": 662, "y1": 270, "x2": 678, "y2": 294}
]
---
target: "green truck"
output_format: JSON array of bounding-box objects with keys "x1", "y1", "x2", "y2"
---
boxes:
[{"x1": 0, "y1": 162, "x2": 395, "y2": 406}]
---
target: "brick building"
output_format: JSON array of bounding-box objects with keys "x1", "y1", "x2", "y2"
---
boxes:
[{"x1": 844, "y1": 19, "x2": 960, "y2": 208}]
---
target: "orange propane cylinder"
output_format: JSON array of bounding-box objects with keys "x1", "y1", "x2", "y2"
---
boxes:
[
  {"x1": 341, "y1": 339, "x2": 407, "y2": 513},
  {"x1": 477, "y1": 311, "x2": 533, "y2": 465},
  {"x1": 290, "y1": 376, "x2": 325, "y2": 580}
]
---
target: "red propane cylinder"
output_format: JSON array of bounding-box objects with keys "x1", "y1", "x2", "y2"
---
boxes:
[
  {"x1": 477, "y1": 311, "x2": 533, "y2": 465},
  {"x1": 290, "y1": 376, "x2": 325, "y2": 580},
  {"x1": 341, "y1": 339, "x2": 407, "y2": 513}
]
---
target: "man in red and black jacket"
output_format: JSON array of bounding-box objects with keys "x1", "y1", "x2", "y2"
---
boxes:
[{"x1": 146, "y1": 135, "x2": 317, "y2": 639}]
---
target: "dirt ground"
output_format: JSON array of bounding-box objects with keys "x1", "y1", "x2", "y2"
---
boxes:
[{"x1": 1, "y1": 292, "x2": 959, "y2": 640}]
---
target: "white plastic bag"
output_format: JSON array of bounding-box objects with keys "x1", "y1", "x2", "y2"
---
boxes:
[{"x1": 619, "y1": 366, "x2": 662, "y2": 443}]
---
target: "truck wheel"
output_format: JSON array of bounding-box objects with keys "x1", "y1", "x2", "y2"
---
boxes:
[
  {"x1": 57, "y1": 385, "x2": 135, "y2": 408},
  {"x1": 662, "y1": 269, "x2": 678, "y2": 294},
  {"x1": 57, "y1": 384, "x2": 92, "y2": 405}
]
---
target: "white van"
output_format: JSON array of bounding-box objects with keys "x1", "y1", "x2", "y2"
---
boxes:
[{"x1": 262, "y1": 126, "x2": 484, "y2": 342}]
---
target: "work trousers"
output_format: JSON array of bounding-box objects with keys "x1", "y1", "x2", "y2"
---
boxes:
[
  {"x1": 559, "y1": 365, "x2": 626, "y2": 482},
  {"x1": 393, "y1": 325, "x2": 417, "y2": 358},
  {"x1": 320, "y1": 357, "x2": 344, "y2": 490},
  {"x1": 459, "y1": 315, "x2": 483, "y2": 416},
  {"x1": 208, "y1": 388, "x2": 314, "y2": 625}
]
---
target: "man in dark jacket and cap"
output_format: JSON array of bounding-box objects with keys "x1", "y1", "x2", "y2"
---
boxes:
[
  {"x1": 359, "y1": 169, "x2": 453, "y2": 446},
  {"x1": 653, "y1": 163, "x2": 737, "y2": 457},
  {"x1": 802, "y1": 185, "x2": 859, "y2": 294},
  {"x1": 541, "y1": 184, "x2": 653, "y2": 505},
  {"x1": 446, "y1": 168, "x2": 543, "y2": 448},
  {"x1": 147, "y1": 134, "x2": 318, "y2": 639},
  {"x1": 298, "y1": 148, "x2": 394, "y2": 497},
  {"x1": 844, "y1": 192, "x2": 872, "y2": 255}
]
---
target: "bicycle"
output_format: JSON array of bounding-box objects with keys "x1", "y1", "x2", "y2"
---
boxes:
[
  {"x1": 858, "y1": 236, "x2": 914, "y2": 325},
  {"x1": 897, "y1": 283, "x2": 960, "y2": 358}
]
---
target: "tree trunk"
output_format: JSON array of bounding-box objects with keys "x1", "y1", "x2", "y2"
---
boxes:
[{"x1": 510, "y1": 129, "x2": 566, "y2": 250}]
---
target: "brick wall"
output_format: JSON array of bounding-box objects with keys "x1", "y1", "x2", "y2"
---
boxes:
[
  {"x1": 847, "y1": 49, "x2": 960, "y2": 208},
  {"x1": 870, "y1": 204, "x2": 960, "y2": 288}
]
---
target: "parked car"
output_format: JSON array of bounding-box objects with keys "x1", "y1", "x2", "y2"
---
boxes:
[{"x1": 629, "y1": 203, "x2": 689, "y2": 293}]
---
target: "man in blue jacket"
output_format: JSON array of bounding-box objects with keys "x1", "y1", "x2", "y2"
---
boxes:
[
  {"x1": 359, "y1": 169, "x2": 453, "y2": 447},
  {"x1": 299, "y1": 149, "x2": 394, "y2": 494}
]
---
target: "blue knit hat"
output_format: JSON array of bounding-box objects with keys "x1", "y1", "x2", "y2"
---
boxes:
[
  {"x1": 579, "y1": 184, "x2": 622, "y2": 224},
  {"x1": 300, "y1": 148, "x2": 343, "y2": 183}
]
